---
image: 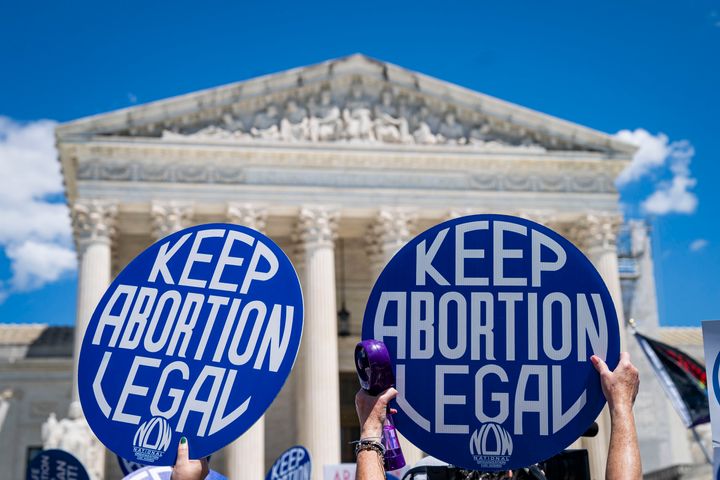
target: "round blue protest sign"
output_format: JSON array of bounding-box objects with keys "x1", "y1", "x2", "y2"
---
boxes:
[
  {"x1": 79, "y1": 223, "x2": 304, "y2": 465},
  {"x1": 362, "y1": 214, "x2": 620, "y2": 471},
  {"x1": 122, "y1": 466, "x2": 227, "y2": 480},
  {"x1": 26, "y1": 449, "x2": 90, "y2": 480},
  {"x1": 265, "y1": 445, "x2": 311, "y2": 480}
]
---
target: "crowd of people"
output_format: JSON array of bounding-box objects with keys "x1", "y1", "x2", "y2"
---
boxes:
[{"x1": 169, "y1": 351, "x2": 641, "y2": 480}]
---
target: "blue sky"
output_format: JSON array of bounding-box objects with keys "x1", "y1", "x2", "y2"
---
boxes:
[{"x1": 0, "y1": 0, "x2": 718, "y2": 327}]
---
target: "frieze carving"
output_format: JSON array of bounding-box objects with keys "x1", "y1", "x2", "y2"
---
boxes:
[
  {"x1": 75, "y1": 157, "x2": 617, "y2": 194},
  {"x1": 159, "y1": 83, "x2": 547, "y2": 151}
]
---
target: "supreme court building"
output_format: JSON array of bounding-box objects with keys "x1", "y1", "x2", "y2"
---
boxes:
[{"x1": 0, "y1": 55, "x2": 710, "y2": 479}]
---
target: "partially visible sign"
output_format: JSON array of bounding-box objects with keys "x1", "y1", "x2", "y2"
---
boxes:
[
  {"x1": 702, "y1": 320, "x2": 720, "y2": 443},
  {"x1": 362, "y1": 214, "x2": 621, "y2": 471},
  {"x1": 122, "y1": 466, "x2": 226, "y2": 480},
  {"x1": 26, "y1": 449, "x2": 90, "y2": 480},
  {"x1": 322, "y1": 464, "x2": 355, "y2": 480},
  {"x1": 265, "y1": 446, "x2": 311, "y2": 480},
  {"x1": 78, "y1": 224, "x2": 304, "y2": 465},
  {"x1": 714, "y1": 447, "x2": 720, "y2": 480},
  {"x1": 117, "y1": 455, "x2": 144, "y2": 476}
]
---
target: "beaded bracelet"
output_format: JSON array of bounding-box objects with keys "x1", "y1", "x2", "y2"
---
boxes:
[{"x1": 354, "y1": 439, "x2": 385, "y2": 458}]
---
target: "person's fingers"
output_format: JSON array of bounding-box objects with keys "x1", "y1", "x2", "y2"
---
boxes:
[
  {"x1": 619, "y1": 351, "x2": 631, "y2": 364},
  {"x1": 176, "y1": 436, "x2": 189, "y2": 464},
  {"x1": 590, "y1": 355, "x2": 610, "y2": 375},
  {"x1": 389, "y1": 408, "x2": 398, "y2": 414},
  {"x1": 200, "y1": 457, "x2": 210, "y2": 476},
  {"x1": 380, "y1": 387, "x2": 398, "y2": 401}
]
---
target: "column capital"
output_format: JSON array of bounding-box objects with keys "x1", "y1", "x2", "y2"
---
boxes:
[
  {"x1": 295, "y1": 206, "x2": 339, "y2": 250},
  {"x1": 227, "y1": 203, "x2": 267, "y2": 233},
  {"x1": 72, "y1": 199, "x2": 118, "y2": 250},
  {"x1": 366, "y1": 207, "x2": 417, "y2": 262},
  {"x1": 569, "y1": 213, "x2": 623, "y2": 252},
  {"x1": 151, "y1": 201, "x2": 193, "y2": 239}
]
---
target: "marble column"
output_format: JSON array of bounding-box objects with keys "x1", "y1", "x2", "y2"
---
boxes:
[
  {"x1": 365, "y1": 208, "x2": 425, "y2": 467},
  {"x1": 71, "y1": 200, "x2": 117, "y2": 404},
  {"x1": 294, "y1": 207, "x2": 341, "y2": 480},
  {"x1": 69, "y1": 199, "x2": 117, "y2": 480},
  {"x1": 150, "y1": 201, "x2": 193, "y2": 239},
  {"x1": 225, "y1": 203, "x2": 268, "y2": 480},
  {"x1": 569, "y1": 213, "x2": 625, "y2": 480},
  {"x1": 570, "y1": 214, "x2": 627, "y2": 350}
]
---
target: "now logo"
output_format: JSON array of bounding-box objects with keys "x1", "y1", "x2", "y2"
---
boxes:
[
  {"x1": 469, "y1": 423, "x2": 513, "y2": 457},
  {"x1": 134, "y1": 416, "x2": 173, "y2": 453}
]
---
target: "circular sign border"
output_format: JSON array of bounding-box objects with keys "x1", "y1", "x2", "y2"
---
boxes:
[
  {"x1": 361, "y1": 214, "x2": 621, "y2": 471},
  {"x1": 78, "y1": 223, "x2": 304, "y2": 465}
]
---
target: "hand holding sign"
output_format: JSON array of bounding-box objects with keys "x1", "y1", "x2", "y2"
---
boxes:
[
  {"x1": 362, "y1": 214, "x2": 621, "y2": 471},
  {"x1": 79, "y1": 224, "x2": 304, "y2": 465},
  {"x1": 172, "y1": 438, "x2": 209, "y2": 480}
]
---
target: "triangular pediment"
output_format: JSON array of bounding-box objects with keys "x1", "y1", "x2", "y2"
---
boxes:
[{"x1": 57, "y1": 54, "x2": 635, "y2": 155}]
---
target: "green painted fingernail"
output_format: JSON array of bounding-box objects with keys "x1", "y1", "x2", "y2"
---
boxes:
[{"x1": 180, "y1": 437, "x2": 187, "y2": 444}]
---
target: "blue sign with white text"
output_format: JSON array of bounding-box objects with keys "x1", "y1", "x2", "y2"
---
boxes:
[
  {"x1": 122, "y1": 466, "x2": 227, "y2": 480},
  {"x1": 265, "y1": 445, "x2": 311, "y2": 480},
  {"x1": 79, "y1": 224, "x2": 304, "y2": 465},
  {"x1": 26, "y1": 449, "x2": 90, "y2": 480},
  {"x1": 362, "y1": 215, "x2": 620, "y2": 471}
]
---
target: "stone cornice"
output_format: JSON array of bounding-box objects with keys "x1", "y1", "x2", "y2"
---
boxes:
[{"x1": 69, "y1": 157, "x2": 620, "y2": 197}]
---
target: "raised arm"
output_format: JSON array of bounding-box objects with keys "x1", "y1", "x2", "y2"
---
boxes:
[
  {"x1": 591, "y1": 352, "x2": 641, "y2": 480},
  {"x1": 354, "y1": 387, "x2": 397, "y2": 480}
]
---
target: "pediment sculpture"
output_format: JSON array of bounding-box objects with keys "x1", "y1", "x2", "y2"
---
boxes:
[{"x1": 160, "y1": 84, "x2": 545, "y2": 151}]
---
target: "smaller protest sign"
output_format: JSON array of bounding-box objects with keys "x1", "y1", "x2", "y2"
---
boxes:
[
  {"x1": 26, "y1": 449, "x2": 90, "y2": 480},
  {"x1": 322, "y1": 464, "x2": 355, "y2": 480},
  {"x1": 78, "y1": 224, "x2": 304, "y2": 465},
  {"x1": 703, "y1": 320, "x2": 720, "y2": 443},
  {"x1": 122, "y1": 466, "x2": 226, "y2": 480},
  {"x1": 265, "y1": 445, "x2": 311, "y2": 480}
]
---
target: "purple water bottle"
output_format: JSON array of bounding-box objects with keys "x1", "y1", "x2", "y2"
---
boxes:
[{"x1": 355, "y1": 340, "x2": 407, "y2": 471}]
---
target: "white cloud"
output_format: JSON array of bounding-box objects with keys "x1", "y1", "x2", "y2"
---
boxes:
[
  {"x1": 614, "y1": 128, "x2": 698, "y2": 215},
  {"x1": 615, "y1": 129, "x2": 670, "y2": 185},
  {"x1": 689, "y1": 239, "x2": 708, "y2": 252},
  {"x1": 642, "y1": 175, "x2": 697, "y2": 215},
  {"x1": 0, "y1": 116, "x2": 75, "y2": 302},
  {"x1": 5, "y1": 241, "x2": 76, "y2": 291}
]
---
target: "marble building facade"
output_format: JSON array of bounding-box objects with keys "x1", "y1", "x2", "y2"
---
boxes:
[{"x1": 0, "y1": 54, "x2": 707, "y2": 479}]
